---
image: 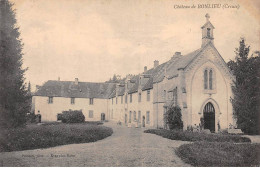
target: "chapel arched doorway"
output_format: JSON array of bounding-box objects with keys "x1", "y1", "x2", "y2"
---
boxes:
[{"x1": 203, "y1": 102, "x2": 215, "y2": 132}]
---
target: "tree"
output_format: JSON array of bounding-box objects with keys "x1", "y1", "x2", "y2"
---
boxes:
[
  {"x1": 163, "y1": 106, "x2": 183, "y2": 130},
  {"x1": 0, "y1": 0, "x2": 30, "y2": 128},
  {"x1": 227, "y1": 38, "x2": 260, "y2": 134}
]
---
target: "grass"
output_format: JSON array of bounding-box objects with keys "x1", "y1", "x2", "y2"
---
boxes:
[
  {"x1": 176, "y1": 142, "x2": 260, "y2": 167},
  {"x1": 144, "y1": 129, "x2": 251, "y2": 143},
  {"x1": 41, "y1": 121, "x2": 104, "y2": 126},
  {"x1": 0, "y1": 123, "x2": 113, "y2": 152}
]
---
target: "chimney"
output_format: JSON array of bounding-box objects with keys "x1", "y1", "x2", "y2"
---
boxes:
[
  {"x1": 144, "y1": 66, "x2": 147, "y2": 72},
  {"x1": 175, "y1": 52, "x2": 181, "y2": 55},
  {"x1": 172, "y1": 52, "x2": 182, "y2": 60},
  {"x1": 75, "y1": 78, "x2": 79, "y2": 85},
  {"x1": 154, "y1": 60, "x2": 159, "y2": 68}
]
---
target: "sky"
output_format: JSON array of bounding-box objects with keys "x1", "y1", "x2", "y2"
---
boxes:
[{"x1": 11, "y1": 0, "x2": 260, "y2": 91}]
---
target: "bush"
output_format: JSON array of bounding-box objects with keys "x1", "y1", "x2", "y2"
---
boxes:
[
  {"x1": 61, "y1": 110, "x2": 85, "y2": 123},
  {"x1": 26, "y1": 112, "x2": 36, "y2": 123},
  {"x1": 144, "y1": 129, "x2": 251, "y2": 143},
  {"x1": 176, "y1": 142, "x2": 260, "y2": 166},
  {"x1": 164, "y1": 106, "x2": 183, "y2": 130}
]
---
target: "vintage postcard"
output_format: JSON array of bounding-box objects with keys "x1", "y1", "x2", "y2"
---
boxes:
[{"x1": 0, "y1": 0, "x2": 259, "y2": 167}]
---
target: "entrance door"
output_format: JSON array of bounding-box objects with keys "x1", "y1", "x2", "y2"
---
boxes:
[
  {"x1": 125, "y1": 114, "x2": 127, "y2": 124},
  {"x1": 142, "y1": 116, "x2": 145, "y2": 127},
  {"x1": 203, "y1": 102, "x2": 215, "y2": 132},
  {"x1": 101, "y1": 113, "x2": 105, "y2": 121}
]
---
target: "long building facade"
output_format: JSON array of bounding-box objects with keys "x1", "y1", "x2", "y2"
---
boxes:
[{"x1": 33, "y1": 14, "x2": 235, "y2": 132}]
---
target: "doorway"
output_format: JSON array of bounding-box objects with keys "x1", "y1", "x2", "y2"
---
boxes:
[
  {"x1": 203, "y1": 102, "x2": 215, "y2": 132},
  {"x1": 101, "y1": 113, "x2": 105, "y2": 121},
  {"x1": 142, "y1": 116, "x2": 145, "y2": 127},
  {"x1": 125, "y1": 114, "x2": 127, "y2": 124}
]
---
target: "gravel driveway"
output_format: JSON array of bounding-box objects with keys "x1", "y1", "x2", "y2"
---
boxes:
[{"x1": 0, "y1": 122, "x2": 190, "y2": 167}]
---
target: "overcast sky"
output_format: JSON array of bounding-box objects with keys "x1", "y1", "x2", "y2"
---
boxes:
[{"x1": 11, "y1": 0, "x2": 260, "y2": 90}]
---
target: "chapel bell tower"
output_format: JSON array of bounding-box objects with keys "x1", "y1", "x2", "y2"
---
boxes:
[{"x1": 201, "y1": 13, "x2": 215, "y2": 47}]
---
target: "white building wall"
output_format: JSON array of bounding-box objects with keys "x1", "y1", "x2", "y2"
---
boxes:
[
  {"x1": 33, "y1": 96, "x2": 108, "y2": 122},
  {"x1": 139, "y1": 89, "x2": 154, "y2": 127}
]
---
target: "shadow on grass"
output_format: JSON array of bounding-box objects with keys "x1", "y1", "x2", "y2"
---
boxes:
[
  {"x1": 144, "y1": 129, "x2": 251, "y2": 143},
  {"x1": 0, "y1": 123, "x2": 112, "y2": 152}
]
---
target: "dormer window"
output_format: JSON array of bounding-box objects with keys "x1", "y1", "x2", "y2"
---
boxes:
[
  {"x1": 48, "y1": 97, "x2": 53, "y2": 104},
  {"x1": 89, "y1": 98, "x2": 94, "y2": 105},
  {"x1": 71, "y1": 97, "x2": 75, "y2": 104}
]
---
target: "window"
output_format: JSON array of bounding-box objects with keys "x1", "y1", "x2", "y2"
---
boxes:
[
  {"x1": 163, "y1": 90, "x2": 166, "y2": 99},
  {"x1": 125, "y1": 94, "x2": 127, "y2": 103},
  {"x1": 121, "y1": 96, "x2": 123, "y2": 104},
  {"x1": 207, "y1": 28, "x2": 211, "y2": 37},
  {"x1": 133, "y1": 111, "x2": 136, "y2": 121},
  {"x1": 146, "y1": 111, "x2": 150, "y2": 124},
  {"x1": 71, "y1": 97, "x2": 75, "y2": 104},
  {"x1": 130, "y1": 94, "x2": 132, "y2": 103},
  {"x1": 209, "y1": 69, "x2": 213, "y2": 90},
  {"x1": 138, "y1": 93, "x2": 141, "y2": 102},
  {"x1": 147, "y1": 90, "x2": 150, "y2": 101},
  {"x1": 89, "y1": 110, "x2": 94, "y2": 118},
  {"x1": 48, "y1": 97, "x2": 53, "y2": 104},
  {"x1": 129, "y1": 111, "x2": 132, "y2": 123},
  {"x1": 204, "y1": 69, "x2": 214, "y2": 90},
  {"x1": 204, "y1": 69, "x2": 208, "y2": 89},
  {"x1": 89, "y1": 98, "x2": 94, "y2": 105},
  {"x1": 116, "y1": 97, "x2": 118, "y2": 104}
]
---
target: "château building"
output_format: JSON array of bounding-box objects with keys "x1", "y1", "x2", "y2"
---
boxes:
[{"x1": 33, "y1": 14, "x2": 235, "y2": 132}]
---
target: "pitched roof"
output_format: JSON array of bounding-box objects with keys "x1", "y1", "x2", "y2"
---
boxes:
[
  {"x1": 34, "y1": 80, "x2": 116, "y2": 99},
  {"x1": 166, "y1": 48, "x2": 202, "y2": 78},
  {"x1": 117, "y1": 85, "x2": 125, "y2": 96},
  {"x1": 108, "y1": 89, "x2": 116, "y2": 99},
  {"x1": 140, "y1": 47, "x2": 202, "y2": 87},
  {"x1": 201, "y1": 21, "x2": 215, "y2": 29},
  {"x1": 142, "y1": 77, "x2": 153, "y2": 90},
  {"x1": 35, "y1": 44, "x2": 212, "y2": 99},
  {"x1": 128, "y1": 75, "x2": 140, "y2": 94}
]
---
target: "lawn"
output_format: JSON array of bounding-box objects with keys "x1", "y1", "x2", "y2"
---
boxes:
[
  {"x1": 144, "y1": 129, "x2": 250, "y2": 143},
  {"x1": 0, "y1": 123, "x2": 113, "y2": 152},
  {"x1": 176, "y1": 142, "x2": 260, "y2": 167}
]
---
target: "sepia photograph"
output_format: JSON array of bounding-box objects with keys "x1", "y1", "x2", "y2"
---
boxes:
[{"x1": 0, "y1": 0, "x2": 259, "y2": 167}]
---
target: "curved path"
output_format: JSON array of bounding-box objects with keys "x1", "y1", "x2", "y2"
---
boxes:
[{"x1": 0, "y1": 122, "x2": 190, "y2": 167}]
